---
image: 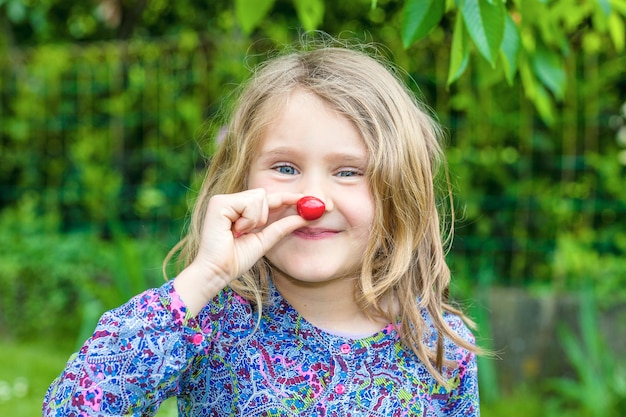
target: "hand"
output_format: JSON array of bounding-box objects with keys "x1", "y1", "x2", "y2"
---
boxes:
[{"x1": 174, "y1": 189, "x2": 307, "y2": 314}]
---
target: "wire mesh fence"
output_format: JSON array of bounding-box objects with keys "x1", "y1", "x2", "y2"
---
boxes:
[{"x1": 1, "y1": 35, "x2": 625, "y2": 294}]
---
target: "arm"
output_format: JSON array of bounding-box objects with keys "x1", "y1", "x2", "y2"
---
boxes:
[
  {"x1": 43, "y1": 281, "x2": 204, "y2": 415},
  {"x1": 43, "y1": 189, "x2": 307, "y2": 415},
  {"x1": 440, "y1": 315, "x2": 481, "y2": 416},
  {"x1": 442, "y1": 348, "x2": 480, "y2": 416}
]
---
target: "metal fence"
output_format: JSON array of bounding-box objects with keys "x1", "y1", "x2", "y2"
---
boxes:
[{"x1": 1, "y1": 35, "x2": 625, "y2": 293}]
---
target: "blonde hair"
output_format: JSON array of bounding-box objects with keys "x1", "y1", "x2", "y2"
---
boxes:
[{"x1": 166, "y1": 38, "x2": 479, "y2": 385}]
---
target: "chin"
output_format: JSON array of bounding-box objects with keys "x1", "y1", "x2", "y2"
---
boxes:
[{"x1": 269, "y1": 260, "x2": 358, "y2": 286}]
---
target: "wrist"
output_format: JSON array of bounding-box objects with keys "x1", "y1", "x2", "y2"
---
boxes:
[{"x1": 173, "y1": 261, "x2": 230, "y2": 316}]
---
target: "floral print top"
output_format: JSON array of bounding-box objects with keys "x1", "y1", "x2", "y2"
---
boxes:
[{"x1": 43, "y1": 280, "x2": 479, "y2": 416}]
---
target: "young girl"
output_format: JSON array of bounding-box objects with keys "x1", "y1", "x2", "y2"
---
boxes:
[{"x1": 43, "y1": 40, "x2": 480, "y2": 416}]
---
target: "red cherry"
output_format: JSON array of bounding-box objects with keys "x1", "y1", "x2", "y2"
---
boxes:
[{"x1": 296, "y1": 196, "x2": 325, "y2": 220}]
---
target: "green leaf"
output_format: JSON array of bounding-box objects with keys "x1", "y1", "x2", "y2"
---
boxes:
[
  {"x1": 530, "y1": 43, "x2": 566, "y2": 100},
  {"x1": 461, "y1": 0, "x2": 505, "y2": 66},
  {"x1": 532, "y1": 82, "x2": 555, "y2": 125},
  {"x1": 293, "y1": 0, "x2": 325, "y2": 31},
  {"x1": 519, "y1": 56, "x2": 554, "y2": 125},
  {"x1": 608, "y1": 12, "x2": 625, "y2": 52},
  {"x1": 235, "y1": 0, "x2": 276, "y2": 34},
  {"x1": 598, "y1": 0, "x2": 611, "y2": 17},
  {"x1": 500, "y1": 13, "x2": 521, "y2": 85},
  {"x1": 447, "y1": 13, "x2": 470, "y2": 85},
  {"x1": 402, "y1": 0, "x2": 445, "y2": 48}
]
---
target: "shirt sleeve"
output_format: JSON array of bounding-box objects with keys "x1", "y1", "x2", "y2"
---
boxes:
[
  {"x1": 438, "y1": 314, "x2": 481, "y2": 416},
  {"x1": 42, "y1": 280, "x2": 207, "y2": 416},
  {"x1": 441, "y1": 346, "x2": 480, "y2": 416}
]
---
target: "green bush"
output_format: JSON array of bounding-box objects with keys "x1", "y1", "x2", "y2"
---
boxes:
[{"x1": 0, "y1": 196, "x2": 168, "y2": 343}]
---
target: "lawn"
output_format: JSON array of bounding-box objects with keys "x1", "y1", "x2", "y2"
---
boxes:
[
  {"x1": 0, "y1": 339, "x2": 177, "y2": 416},
  {"x1": 0, "y1": 338, "x2": 70, "y2": 416}
]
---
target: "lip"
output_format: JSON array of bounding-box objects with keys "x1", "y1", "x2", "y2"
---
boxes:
[{"x1": 292, "y1": 227, "x2": 339, "y2": 240}]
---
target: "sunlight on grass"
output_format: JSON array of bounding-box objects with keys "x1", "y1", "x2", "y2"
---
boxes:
[
  {"x1": 0, "y1": 339, "x2": 72, "y2": 416},
  {"x1": 156, "y1": 397, "x2": 179, "y2": 416},
  {"x1": 0, "y1": 338, "x2": 178, "y2": 416}
]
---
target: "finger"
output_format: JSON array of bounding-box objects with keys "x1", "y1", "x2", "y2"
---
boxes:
[
  {"x1": 233, "y1": 191, "x2": 302, "y2": 235},
  {"x1": 252, "y1": 214, "x2": 308, "y2": 252},
  {"x1": 266, "y1": 192, "x2": 305, "y2": 209},
  {"x1": 205, "y1": 190, "x2": 264, "y2": 235},
  {"x1": 229, "y1": 188, "x2": 277, "y2": 235},
  {"x1": 231, "y1": 191, "x2": 303, "y2": 237}
]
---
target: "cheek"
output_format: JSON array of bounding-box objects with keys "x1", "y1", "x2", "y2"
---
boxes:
[
  {"x1": 346, "y1": 192, "x2": 376, "y2": 231},
  {"x1": 246, "y1": 169, "x2": 280, "y2": 193}
]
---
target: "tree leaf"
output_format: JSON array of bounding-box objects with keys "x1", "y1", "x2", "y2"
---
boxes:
[
  {"x1": 598, "y1": 0, "x2": 611, "y2": 17},
  {"x1": 519, "y1": 55, "x2": 536, "y2": 99},
  {"x1": 530, "y1": 43, "x2": 566, "y2": 101},
  {"x1": 532, "y1": 82, "x2": 555, "y2": 125},
  {"x1": 500, "y1": 13, "x2": 521, "y2": 85},
  {"x1": 520, "y1": 57, "x2": 555, "y2": 125},
  {"x1": 447, "y1": 13, "x2": 470, "y2": 86},
  {"x1": 402, "y1": 0, "x2": 445, "y2": 48},
  {"x1": 293, "y1": 0, "x2": 325, "y2": 31},
  {"x1": 235, "y1": 0, "x2": 276, "y2": 34},
  {"x1": 519, "y1": 60, "x2": 554, "y2": 126},
  {"x1": 608, "y1": 12, "x2": 625, "y2": 52},
  {"x1": 461, "y1": 0, "x2": 505, "y2": 66}
]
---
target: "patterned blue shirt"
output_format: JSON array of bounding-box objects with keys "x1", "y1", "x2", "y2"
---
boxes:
[{"x1": 43, "y1": 280, "x2": 479, "y2": 416}]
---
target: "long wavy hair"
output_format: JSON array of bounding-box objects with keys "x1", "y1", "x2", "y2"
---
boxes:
[{"x1": 166, "y1": 38, "x2": 480, "y2": 385}]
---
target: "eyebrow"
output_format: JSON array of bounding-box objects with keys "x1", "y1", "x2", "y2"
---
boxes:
[
  {"x1": 257, "y1": 146, "x2": 300, "y2": 159},
  {"x1": 257, "y1": 146, "x2": 368, "y2": 166}
]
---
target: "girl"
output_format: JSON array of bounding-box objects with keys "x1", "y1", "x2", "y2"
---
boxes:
[{"x1": 43, "y1": 40, "x2": 481, "y2": 416}]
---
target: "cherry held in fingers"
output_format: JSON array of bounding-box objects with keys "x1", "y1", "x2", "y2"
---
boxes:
[{"x1": 297, "y1": 196, "x2": 325, "y2": 220}]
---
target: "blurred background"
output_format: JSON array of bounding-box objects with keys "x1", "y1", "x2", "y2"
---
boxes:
[{"x1": 0, "y1": 0, "x2": 625, "y2": 415}]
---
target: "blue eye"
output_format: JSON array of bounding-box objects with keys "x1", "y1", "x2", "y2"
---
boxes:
[
  {"x1": 275, "y1": 165, "x2": 298, "y2": 175},
  {"x1": 336, "y1": 170, "x2": 360, "y2": 177}
]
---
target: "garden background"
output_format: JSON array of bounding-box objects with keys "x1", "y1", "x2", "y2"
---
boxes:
[{"x1": 1, "y1": 0, "x2": 625, "y2": 415}]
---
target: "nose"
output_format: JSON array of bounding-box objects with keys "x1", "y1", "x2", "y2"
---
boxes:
[{"x1": 301, "y1": 176, "x2": 333, "y2": 213}]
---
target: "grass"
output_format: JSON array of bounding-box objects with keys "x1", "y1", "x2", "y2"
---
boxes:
[
  {"x1": 0, "y1": 338, "x2": 73, "y2": 416},
  {"x1": 0, "y1": 338, "x2": 177, "y2": 416}
]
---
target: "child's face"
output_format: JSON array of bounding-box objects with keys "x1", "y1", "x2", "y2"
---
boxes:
[{"x1": 248, "y1": 89, "x2": 374, "y2": 286}]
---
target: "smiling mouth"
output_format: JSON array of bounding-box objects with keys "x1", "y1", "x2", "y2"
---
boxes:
[{"x1": 293, "y1": 228, "x2": 338, "y2": 239}]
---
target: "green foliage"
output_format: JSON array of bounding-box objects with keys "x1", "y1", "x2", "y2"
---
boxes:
[
  {"x1": 461, "y1": 0, "x2": 506, "y2": 67},
  {"x1": 448, "y1": 10, "x2": 470, "y2": 85},
  {"x1": 552, "y1": 231, "x2": 626, "y2": 308},
  {"x1": 0, "y1": 35, "x2": 212, "y2": 235},
  {"x1": 399, "y1": 0, "x2": 626, "y2": 124},
  {"x1": 480, "y1": 386, "x2": 547, "y2": 416},
  {"x1": 236, "y1": 0, "x2": 276, "y2": 34},
  {"x1": 0, "y1": 199, "x2": 167, "y2": 342},
  {"x1": 293, "y1": 0, "x2": 325, "y2": 31},
  {"x1": 548, "y1": 291, "x2": 626, "y2": 417},
  {"x1": 500, "y1": 13, "x2": 521, "y2": 85},
  {"x1": 1, "y1": 11, "x2": 624, "y2": 294},
  {"x1": 0, "y1": 198, "x2": 96, "y2": 340},
  {"x1": 3, "y1": 0, "x2": 624, "y2": 124},
  {"x1": 402, "y1": 0, "x2": 445, "y2": 47}
]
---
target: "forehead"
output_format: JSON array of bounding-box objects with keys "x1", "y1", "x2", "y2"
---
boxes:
[{"x1": 256, "y1": 89, "x2": 368, "y2": 158}]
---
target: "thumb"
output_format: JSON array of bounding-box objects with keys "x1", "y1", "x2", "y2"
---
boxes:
[{"x1": 253, "y1": 215, "x2": 307, "y2": 253}]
